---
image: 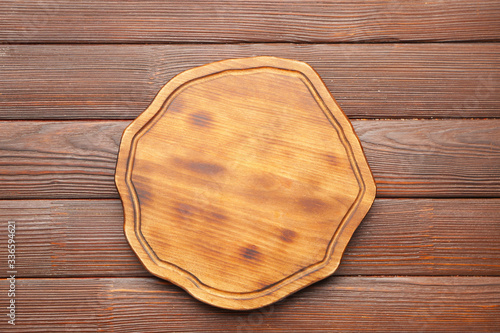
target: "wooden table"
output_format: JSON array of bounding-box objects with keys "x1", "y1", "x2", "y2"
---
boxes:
[{"x1": 1, "y1": 1, "x2": 499, "y2": 331}]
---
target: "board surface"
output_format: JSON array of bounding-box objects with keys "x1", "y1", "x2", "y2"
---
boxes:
[{"x1": 115, "y1": 57, "x2": 376, "y2": 309}]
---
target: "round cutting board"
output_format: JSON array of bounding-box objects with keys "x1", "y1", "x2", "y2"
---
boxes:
[{"x1": 115, "y1": 56, "x2": 376, "y2": 310}]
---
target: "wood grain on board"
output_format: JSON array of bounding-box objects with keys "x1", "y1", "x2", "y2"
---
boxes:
[
  {"x1": 1, "y1": 0, "x2": 499, "y2": 43},
  {"x1": 0, "y1": 199, "x2": 498, "y2": 278},
  {"x1": 0, "y1": 119, "x2": 498, "y2": 199},
  {"x1": 0, "y1": 276, "x2": 498, "y2": 332},
  {"x1": 0, "y1": 43, "x2": 499, "y2": 119}
]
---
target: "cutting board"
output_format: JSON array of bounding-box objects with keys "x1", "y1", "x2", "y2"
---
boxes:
[{"x1": 115, "y1": 56, "x2": 376, "y2": 310}]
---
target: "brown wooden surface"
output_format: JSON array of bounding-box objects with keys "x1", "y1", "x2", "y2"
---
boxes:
[
  {"x1": 0, "y1": 0, "x2": 499, "y2": 330},
  {"x1": 0, "y1": 120, "x2": 498, "y2": 199},
  {"x1": 1, "y1": 1, "x2": 500, "y2": 43},
  {"x1": 0, "y1": 44, "x2": 499, "y2": 119},
  {"x1": 0, "y1": 199, "x2": 498, "y2": 278},
  {"x1": 115, "y1": 57, "x2": 376, "y2": 309},
  {"x1": 1, "y1": 276, "x2": 498, "y2": 332}
]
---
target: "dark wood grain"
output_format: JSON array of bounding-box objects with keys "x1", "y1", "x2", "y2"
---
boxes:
[
  {"x1": 0, "y1": 121, "x2": 127, "y2": 199},
  {"x1": 1, "y1": 1, "x2": 499, "y2": 43},
  {"x1": 1, "y1": 276, "x2": 498, "y2": 331},
  {"x1": 0, "y1": 120, "x2": 498, "y2": 199},
  {"x1": 1, "y1": 44, "x2": 499, "y2": 119},
  {"x1": 0, "y1": 199, "x2": 498, "y2": 278},
  {"x1": 355, "y1": 120, "x2": 500, "y2": 197}
]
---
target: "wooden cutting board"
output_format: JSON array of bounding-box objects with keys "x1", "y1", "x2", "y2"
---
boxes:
[{"x1": 115, "y1": 56, "x2": 376, "y2": 310}]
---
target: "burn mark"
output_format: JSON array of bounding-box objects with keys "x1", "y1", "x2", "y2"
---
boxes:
[
  {"x1": 241, "y1": 245, "x2": 261, "y2": 261},
  {"x1": 325, "y1": 154, "x2": 337, "y2": 166},
  {"x1": 298, "y1": 197, "x2": 328, "y2": 213},
  {"x1": 133, "y1": 184, "x2": 153, "y2": 206},
  {"x1": 176, "y1": 203, "x2": 196, "y2": 217},
  {"x1": 190, "y1": 112, "x2": 212, "y2": 127},
  {"x1": 209, "y1": 211, "x2": 227, "y2": 222},
  {"x1": 201, "y1": 210, "x2": 228, "y2": 226},
  {"x1": 279, "y1": 229, "x2": 296, "y2": 243},
  {"x1": 173, "y1": 157, "x2": 226, "y2": 175},
  {"x1": 188, "y1": 161, "x2": 225, "y2": 175}
]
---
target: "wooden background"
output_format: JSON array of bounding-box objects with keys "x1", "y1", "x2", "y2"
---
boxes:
[{"x1": 0, "y1": 1, "x2": 499, "y2": 331}]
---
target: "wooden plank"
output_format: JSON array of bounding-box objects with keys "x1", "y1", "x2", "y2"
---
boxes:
[
  {"x1": 0, "y1": 119, "x2": 498, "y2": 199},
  {"x1": 0, "y1": 121, "x2": 127, "y2": 199},
  {"x1": 355, "y1": 120, "x2": 500, "y2": 197},
  {"x1": 0, "y1": 199, "x2": 498, "y2": 278},
  {"x1": 1, "y1": 44, "x2": 499, "y2": 119},
  {"x1": 1, "y1": 276, "x2": 498, "y2": 331},
  {"x1": 1, "y1": 1, "x2": 499, "y2": 43}
]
